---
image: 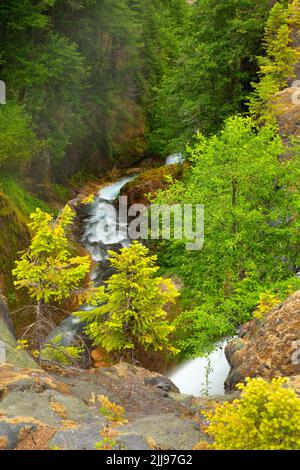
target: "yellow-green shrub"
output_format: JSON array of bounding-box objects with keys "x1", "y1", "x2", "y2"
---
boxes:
[
  {"x1": 98, "y1": 395, "x2": 125, "y2": 423},
  {"x1": 204, "y1": 377, "x2": 300, "y2": 450},
  {"x1": 253, "y1": 291, "x2": 280, "y2": 320}
]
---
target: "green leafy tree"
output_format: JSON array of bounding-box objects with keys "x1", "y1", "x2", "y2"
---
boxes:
[
  {"x1": 77, "y1": 241, "x2": 179, "y2": 358},
  {"x1": 0, "y1": 0, "x2": 189, "y2": 182},
  {"x1": 13, "y1": 205, "x2": 92, "y2": 348},
  {"x1": 154, "y1": 116, "x2": 300, "y2": 357}
]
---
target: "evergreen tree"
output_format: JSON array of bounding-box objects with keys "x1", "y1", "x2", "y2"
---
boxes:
[
  {"x1": 13, "y1": 205, "x2": 92, "y2": 348},
  {"x1": 249, "y1": 0, "x2": 300, "y2": 121},
  {"x1": 13, "y1": 205, "x2": 91, "y2": 303},
  {"x1": 77, "y1": 241, "x2": 179, "y2": 358},
  {"x1": 150, "y1": 0, "x2": 271, "y2": 153}
]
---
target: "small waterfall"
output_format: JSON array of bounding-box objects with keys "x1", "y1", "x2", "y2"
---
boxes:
[
  {"x1": 82, "y1": 154, "x2": 183, "y2": 266},
  {"x1": 82, "y1": 176, "x2": 135, "y2": 265},
  {"x1": 165, "y1": 153, "x2": 184, "y2": 165},
  {"x1": 169, "y1": 340, "x2": 230, "y2": 397},
  {"x1": 46, "y1": 154, "x2": 230, "y2": 395}
]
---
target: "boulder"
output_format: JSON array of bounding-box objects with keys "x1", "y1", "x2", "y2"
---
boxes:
[
  {"x1": 121, "y1": 163, "x2": 187, "y2": 206},
  {"x1": 118, "y1": 413, "x2": 206, "y2": 450},
  {"x1": 225, "y1": 291, "x2": 300, "y2": 392},
  {"x1": 48, "y1": 421, "x2": 105, "y2": 450},
  {"x1": 0, "y1": 362, "x2": 195, "y2": 450},
  {"x1": 144, "y1": 375, "x2": 179, "y2": 393},
  {"x1": 0, "y1": 420, "x2": 38, "y2": 450}
]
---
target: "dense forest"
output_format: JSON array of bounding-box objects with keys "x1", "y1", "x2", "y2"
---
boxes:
[
  {"x1": 0, "y1": 0, "x2": 300, "y2": 452},
  {"x1": 0, "y1": 0, "x2": 188, "y2": 186}
]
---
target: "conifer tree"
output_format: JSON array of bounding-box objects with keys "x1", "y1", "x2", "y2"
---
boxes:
[
  {"x1": 249, "y1": 0, "x2": 300, "y2": 121},
  {"x1": 13, "y1": 205, "x2": 91, "y2": 348},
  {"x1": 77, "y1": 241, "x2": 179, "y2": 358}
]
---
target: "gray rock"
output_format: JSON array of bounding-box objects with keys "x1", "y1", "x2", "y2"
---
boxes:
[
  {"x1": 47, "y1": 390, "x2": 98, "y2": 423},
  {"x1": 144, "y1": 376, "x2": 179, "y2": 393},
  {"x1": 49, "y1": 420, "x2": 105, "y2": 450},
  {"x1": 0, "y1": 318, "x2": 38, "y2": 369},
  {"x1": 116, "y1": 433, "x2": 150, "y2": 450},
  {"x1": 119, "y1": 413, "x2": 205, "y2": 450},
  {"x1": 0, "y1": 420, "x2": 37, "y2": 450},
  {"x1": 49, "y1": 370, "x2": 119, "y2": 405},
  {"x1": 0, "y1": 389, "x2": 97, "y2": 427},
  {"x1": 0, "y1": 391, "x2": 62, "y2": 426},
  {"x1": 2, "y1": 377, "x2": 51, "y2": 395}
]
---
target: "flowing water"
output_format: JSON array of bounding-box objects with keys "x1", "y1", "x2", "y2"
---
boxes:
[
  {"x1": 48, "y1": 153, "x2": 231, "y2": 394},
  {"x1": 82, "y1": 175, "x2": 135, "y2": 265},
  {"x1": 168, "y1": 340, "x2": 230, "y2": 397},
  {"x1": 165, "y1": 153, "x2": 184, "y2": 165}
]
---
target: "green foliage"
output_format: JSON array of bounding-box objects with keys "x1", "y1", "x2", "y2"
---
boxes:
[
  {"x1": 77, "y1": 241, "x2": 179, "y2": 356},
  {"x1": 205, "y1": 377, "x2": 300, "y2": 450},
  {"x1": 52, "y1": 183, "x2": 70, "y2": 203},
  {"x1": 0, "y1": 178, "x2": 50, "y2": 215},
  {"x1": 249, "y1": 0, "x2": 300, "y2": 121},
  {"x1": 154, "y1": 116, "x2": 300, "y2": 357},
  {"x1": 0, "y1": 0, "x2": 189, "y2": 182},
  {"x1": 94, "y1": 395, "x2": 125, "y2": 450},
  {"x1": 0, "y1": 103, "x2": 40, "y2": 172},
  {"x1": 40, "y1": 336, "x2": 84, "y2": 366},
  {"x1": 253, "y1": 291, "x2": 280, "y2": 320},
  {"x1": 13, "y1": 205, "x2": 91, "y2": 303},
  {"x1": 150, "y1": 0, "x2": 271, "y2": 153}
]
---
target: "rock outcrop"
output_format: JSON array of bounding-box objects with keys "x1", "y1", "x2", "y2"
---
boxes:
[
  {"x1": 274, "y1": 86, "x2": 300, "y2": 139},
  {"x1": 0, "y1": 297, "x2": 37, "y2": 370},
  {"x1": 0, "y1": 362, "x2": 208, "y2": 450},
  {"x1": 121, "y1": 163, "x2": 187, "y2": 206},
  {"x1": 225, "y1": 291, "x2": 300, "y2": 392}
]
